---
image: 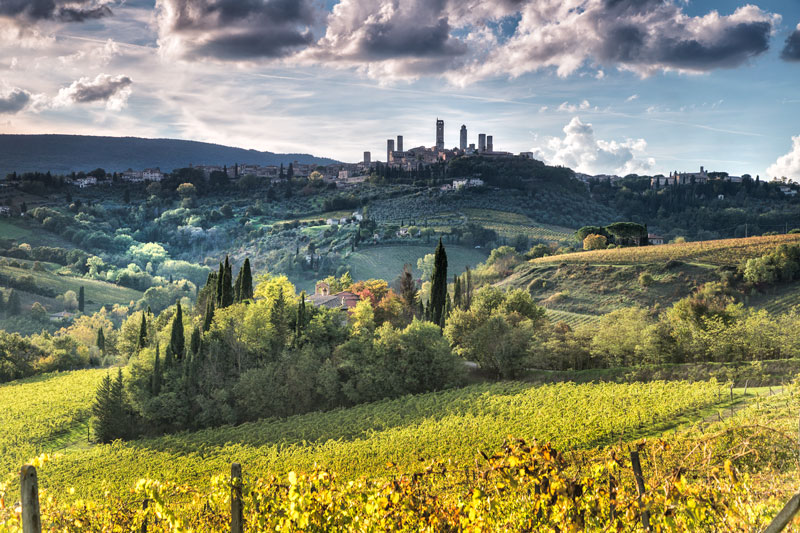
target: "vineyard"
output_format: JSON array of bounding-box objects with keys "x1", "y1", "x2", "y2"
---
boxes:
[
  {"x1": 15, "y1": 379, "x2": 725, "y2": 503},
  {"x1": 0, "y1": 369, "x2": 107, "y2": 479},
  {"x1": 532, "y1": 234, "x2": 800, "y2": 267},
  {"x1": 2, "y1": 381, "x2": 799, "y2": 531}
]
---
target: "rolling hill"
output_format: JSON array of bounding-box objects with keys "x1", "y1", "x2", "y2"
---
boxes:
[{"x1": 0, "y1": 134, "x2": 338, "y2": 174}]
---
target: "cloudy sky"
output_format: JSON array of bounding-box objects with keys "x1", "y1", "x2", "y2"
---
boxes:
[{"x1": 1, "y1": 0, "x2": 799, "y2": 178}]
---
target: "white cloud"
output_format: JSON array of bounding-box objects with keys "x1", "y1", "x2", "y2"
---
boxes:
[
  {"x1": 626, "y1": 94, "x2": 639, "y2": 102},
  {"x1": 557, "y1": 99, "x2": 591, "y2": 112},
  {"x1": 532, "y1": 116, "x2": 655, "y2": 175},
  {"x1": 767, "y1": 136, "x2": 800, "y2": 181}
]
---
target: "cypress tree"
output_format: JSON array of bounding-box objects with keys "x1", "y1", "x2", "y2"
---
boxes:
[
  {"x1": 221, "y1": 256, "x2": 234, "y2": 308},
  {"x1": 96, "y1": 327, "x2": 105, "y2": 352},
  {"x1": 453, "y1": 275, "x2": 462, "y2": 310},
  {"x1": 240, "y1": 258, "x2": 253, "y2": 300},
  {"x1": 137, "y1": 312, "x2": 147, "y2": 350},
  {"x1": 169, "y1": 302, "x2": 185, "y2": 361},
  {"x1": 151, "y1": 344, "x2": 162, "y2": 395},
  {"x1": 216, "y1": 262, "x2": 224, "y2": 307},
  {"x1": 190, "y1": 326, "x2": 201, "y2": 356},
  {"x1": 234, "y1": 267, "x2": 243, "y2": 303},
  {"x1": 78, "y1": 286, "x2": 85, "y2": 313},
  {"x1": 164, "y1": 339, "x2": 174, "y2": 368},
  {"x1": 296, "y1": 291, "x2": 306, "y2": 340},
  {"x1": 430, "y1": 238, "x2": 448, "y2": 327},
  {"x1": 465, "y1": 266, "x2": 473, "y2": 309},
  {"x1": 203, "y1": 299, "x2": 215, "y2": 332},
  {"x1": 7, "y1": 289, "x2": 21, "y2": 316}
]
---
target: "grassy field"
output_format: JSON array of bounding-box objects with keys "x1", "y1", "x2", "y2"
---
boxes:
[
  {"x1": 532, "y1": 234, "x2": 800, "y2": 267},
  {"x1": 0, "y1": 218, "x2": 75, "y2": 249},
  {"x1": 0, "y1": 263, "x2": 143, "y2": 312},
  {"x1": 25, "y1": 379, "x2": 725, "y2": 500},
  {"x1": 499, "y1": 261, "x2": 718, "y2": 317},
  {"x1": 0, "y1": 369, "x2": 107, "y2": 480},
  {"x1": 344, "y1": 244, "x2": 488, "y2": 282},
  {"x1": 462, "y1": 208, "x2": 575, "y2": 243}
]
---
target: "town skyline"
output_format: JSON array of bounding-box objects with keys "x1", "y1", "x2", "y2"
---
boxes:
[{"x1": 0, "y1": 0, "x2": 799, "y2": 179}]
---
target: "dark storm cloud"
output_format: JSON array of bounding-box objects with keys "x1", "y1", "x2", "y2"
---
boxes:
[
  {"x1": 598, "y1": 19, "x2": 772, "y2": 71},
  {"x1": 782, "y1": 27, "x2": 800, "y2": 62},
  {"x1": 359, "y1": 18, "x2": 466, "y2": 59},
  {"x1": 0, "y1": 87, "x2": 30, "y2": 113},
  {"x1": 157, "y1": 0, "x2": 318, "y2": 60},
  {"x1": 69, "y1": 75, "x2": 131, "y2": 102},
  {"x1": 0, "y1": 0, "x2": 113, "y2": 22},
  {"x1": 656, "y1": 21, "x2": 771, "y2": 70}
]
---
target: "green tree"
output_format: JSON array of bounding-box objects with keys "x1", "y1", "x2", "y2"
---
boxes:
[
  {"x1": 239, "y1": 258, "x2": 254, "y2": 301},
  {"x1": 430, "y1": 239, "x2": 448, "y2": 327},
  {"x1": 296, "y1": 291, "x2": 306, "y2": 340},
  {"x1": 203, "y1": 299, "x2": 215, "y2": 332},
  {"x1": 151, "y1": 344, "x2": 162, "y2": 395},
  {"x1": 91, "y1": 369, "x2": 132, "y2": 443},
  {"x1": 169, "y1": 302, "x2": 185, "y2": 361},
  {"x1": 190, "y1": 327, "x2": 201, "y2": 356},
  {"x1": 7, "y1": 290, "x2": 21, "y2": 316},
  {"x1": 96, "y1": 327, "x2": 105, "y2": 352},
  {"x1": 136, "y1": 311, "x2": 148, "y2": 351},
  {"x1": 78, "y1": 286, "x2": 85, "y2": 313}
]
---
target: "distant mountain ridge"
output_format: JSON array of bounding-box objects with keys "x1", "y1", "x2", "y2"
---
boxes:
[{"x1": 0, "y1": 134, "x2": 338, "y2": 174}]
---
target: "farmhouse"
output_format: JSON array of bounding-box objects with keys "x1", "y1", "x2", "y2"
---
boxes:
[{"x1": 308, "y1": 281, "x2": 359, "y2": 312}]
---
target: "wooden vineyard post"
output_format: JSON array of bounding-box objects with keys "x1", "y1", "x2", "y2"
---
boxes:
[
  {"x1": 231, "y1": 463, "x2": 243, "y2": 533},
  {"x1": 763, "y1": 493, "x2": 800, "y2": 533},
  {"x1": 141, "y1": 499, "x2": 149, "y2": 533},
  {"x1": 20, "y1": 465, "x2": 41, "y2": 533},
  {"x1": 630, "y1": 450, "x2": 650, "y2": 531}
]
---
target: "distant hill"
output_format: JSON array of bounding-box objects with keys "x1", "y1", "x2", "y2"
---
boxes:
[{"x1": 0, "y1": 134, "x2": 338, "y2": 174}]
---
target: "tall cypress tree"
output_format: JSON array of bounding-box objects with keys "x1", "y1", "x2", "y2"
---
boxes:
[
  {"x1": 203, "y1": 299, "x2": 215, "y2": 332},
  {"x1": 137, "y1": 312, "x2": 148, "y2": 351},
  {"x1": 96, "y1": 327, "x2": 105, "y2": 352},
  {"x1": 190, "y1": 326, "x2": 201, "y2": 356},
  {"x1": 240, "y1": 258, "x2": 253, "y2": 301},
  {"x1": 78, "y1": 286, "x2": 85, "y2": 313},
  {"x1": 216, "y1": 262, "x2": 224, "y2": 307},
  {"x1": 221, "y1": 256, "x2": 234, "y2": 308},
  {"x1": 430, "y1": 238, "x2": 448, "y2": 327},
  {"x1": 465, "y1": 266, "x2": 473, "y2": 309},
  {"x1": 169, "y1": 302, "x2": 185, "y2": 361},
  {"x1": 296, "y1": 291, "x2": 306, "y2": 340},
  {"x1": 234, "y1": 267, "x2": 243, "y2": 303},
  {"x1": 453, "y1": 275, "x2": 462, "y2": 310},
  {"x1": 151, "y1": 344, "x2": 162, "y2": 395}
]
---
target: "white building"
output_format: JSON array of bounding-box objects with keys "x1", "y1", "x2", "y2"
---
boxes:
[{"x1": 142, "y1": 168, "x2": 164, "y2": 182}]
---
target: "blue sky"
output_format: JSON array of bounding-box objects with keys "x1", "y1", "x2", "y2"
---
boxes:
[{"x1": 0, "y1": 0, "x2": 799, "y2": 178}]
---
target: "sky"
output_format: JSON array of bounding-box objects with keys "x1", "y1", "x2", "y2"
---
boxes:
[{"x1": 1, "y1": 0, "x2": 799, "y2": 179}]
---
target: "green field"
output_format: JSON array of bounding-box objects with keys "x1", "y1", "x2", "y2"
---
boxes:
[
  {"x1": 27, "y1": 377, "x2": 725, "y2": 500},
  {"x1": 344, "y1": 244, "x2": 488, "y2": 282},
  {"x1": 0, "y1": 263, "x2": 143, "y2": 312},
  {"x1": 0, "y1": 369, "x2": 107, "y2": 480},
  {"x1": 462, "y1": 208, "x2": 575, "y2": 243},
  {"x1": 499, "y1": 261, "x2": 718, "y2": 317},
  {"x1": 0, "y1": 218, "x2": 76, "y2": 249}
]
